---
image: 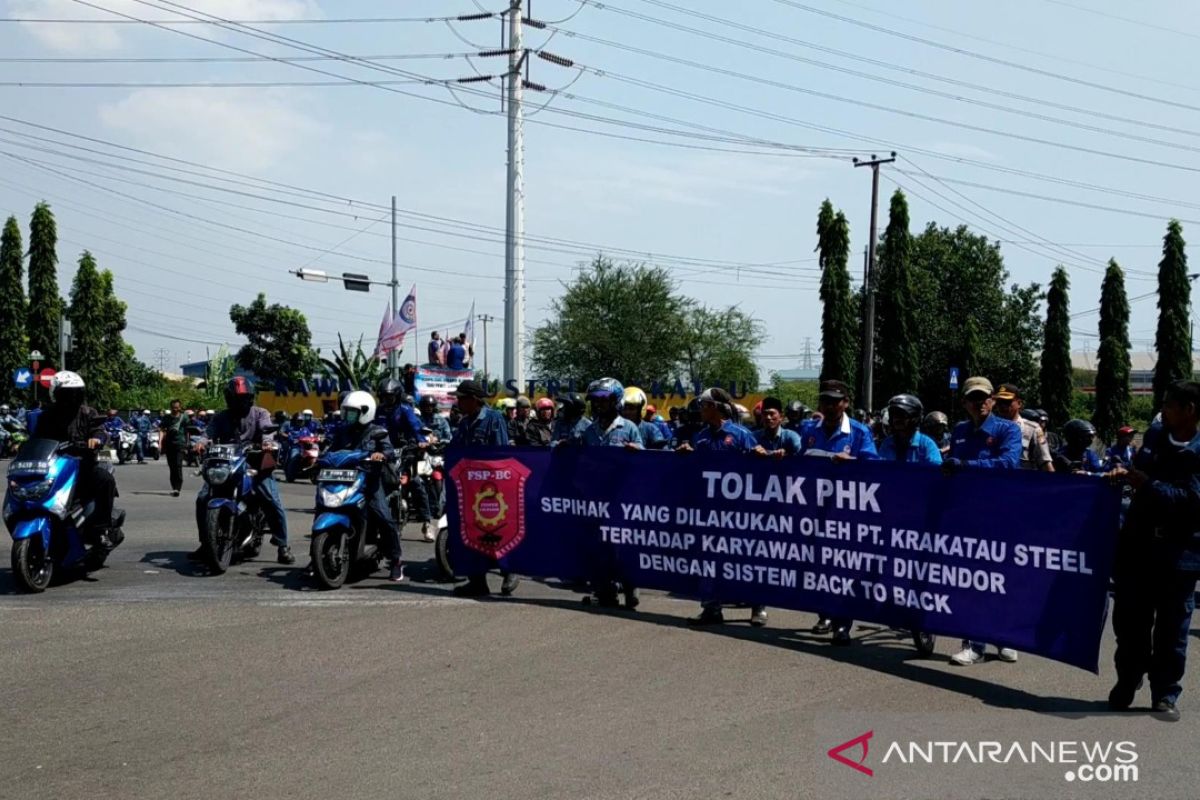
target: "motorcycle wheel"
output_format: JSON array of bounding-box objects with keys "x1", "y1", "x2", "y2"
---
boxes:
[
  {"x1": 203, "y1": 506, "x2": 236, "y2": 574},
  {"x1": 434, "y1": 525, "x2": 454, "y2": 582},
  {"x1": 310, "y1": 530, "x2": 350, "y2": 589},
  {"x1": 912, "y1": 630, "x2": 937, "y2": 657},
  {"x1": 12, "y1": 537, "x2": 54, "y2": 593},
  {"x1": 117, "y1": 450, "x2": 127, "y2": 466}
]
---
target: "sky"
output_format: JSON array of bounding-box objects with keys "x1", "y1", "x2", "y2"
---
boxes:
[{"x1": 0, "y1": 0, "x2": 1196, "y2": 382}]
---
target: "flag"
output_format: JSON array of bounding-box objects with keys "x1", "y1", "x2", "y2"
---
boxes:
[
  {"x1": 380, "y1": 285, "x2": 417, "y2": 354},
  {"x1": 463, "y1": 300, "x2": 476, "y2": 349},
  {"x1": 373, "y1": 301, "x2": 393, "y2": 358}
]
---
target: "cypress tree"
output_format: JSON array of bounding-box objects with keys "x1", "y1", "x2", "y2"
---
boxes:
[
  {"x1": 67, "y1": 251, "x2": 108, "y2": 393},
  {"x1": 27, "y1": 202, "x2": 63, "y2": 366},
  {"x1": 875, "y1": 189, "x2": 919, "y2": 402},
  {"x1": 1153, "y1": 219, "x2": 1193, "y2": 408},
  {"x1": 0, "y1": 217, "x2": 27, "y2": 404},
  {"x1": 1039, "y1": 266, "x2": 1073, "y2": 427},
  {"x1": 817, "y1": 201, "x2": 856, "y2": 386},
  {"x1": 1093, "y1": 259, "x2": 1131, "y2": 442}
]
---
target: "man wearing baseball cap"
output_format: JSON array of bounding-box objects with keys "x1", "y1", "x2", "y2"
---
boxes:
[
  {"x1": 800, "y1": 379, "x2": 878, "y2": 644},
  {"x1": 1106, "y1": 425, "x2": 1139, "y2": 468},
  {"x1": 947, "y1": 376, "x2": 1023, "y2": 666},
  {"x1": 993, "y1": 383, "x2": 1054, "y2": 472}
]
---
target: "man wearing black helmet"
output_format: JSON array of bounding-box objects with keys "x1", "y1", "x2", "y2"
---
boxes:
[
  {"x1": 670, "y1": 397, "x2": 705, "y2": 449},
  {"x1": 1054, "y1": 419, "x2": 1106, "y2": 475},
  {"x1": 377, "y1": 377, "x2": 434, "y2": 537},
  {"x1": 920, "y1": 411, "x2": 951, "y2": 458},
  {"x1": 879, "y1": 395, "x2": 942, "y2": 465},
  {"x1": 551, "y1": 392, "x2": 590, "y2": 445},
  {"x1": 190, "y1": 377, "x2": 293, "y2": 565},
  {"x1": 784, "y1": 400, "x2": 809, "y2": 434}
]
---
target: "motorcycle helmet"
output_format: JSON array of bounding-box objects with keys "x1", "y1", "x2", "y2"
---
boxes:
[
  {"x1": 623, "y1": 386, "x2": 647, "y2": 409},
  {"x1": 558, "y1": 393, "x2": 585, "y2": 418},
  {"x1": 340, "y1": 390, "x2": 377, "y2": 427},
  {"x1": 516, "y1": 396, "x2": 532, "y2": 409},
  {"x1": 497, "y1": 397, "x2": 517, "y2": 410},
  {"x1": 223, "y1": 376, "x2": 255, "y2": 412},
  {"x1": 378, "y1": 378, "x2": 404, "y2": 406},
  {"x1": 0, "y1": 404, "x2": 8, "y2": 414},
  {"x1": 49, "y1": 370, "x2": 86, "y2": 409},
  {"x1": 921, "y1": 410, "x2": 949, "y2": 436},
  {"x1": 1030, "y1": 408, "x2": 1050, "y2": 427},
  {"x1": 142, "y1": 408, "x2": 151, "y2": 416},
  {"x1": 402, "y1": 394, "x2": 415, "y2": 407},
  {"x1": 1019, "y1": 408, "x2": 1040, "y2": 423},
  {"x1": 535, "y1": 397, "x2": 555, "y2": 421},
  {"x1": 419, "y1": 395, "x2": 438, "y2": 411},
  {"x1": 886, "y1": 394, "x2": 924, "y2": 423},
  {"x1": 685, "y1": 396, "x2": 703, "y2": 424},
  {"x1": 586, "y1": 378, "x2": 625, "y2": 409},
  {"x1": 1062, "y1": 418, "x2": 1097, "y2": 450}
]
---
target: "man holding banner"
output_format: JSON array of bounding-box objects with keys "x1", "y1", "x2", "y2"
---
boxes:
[{"x1": 1108, "y1": 380, "x2": 1200, "y2": 722}]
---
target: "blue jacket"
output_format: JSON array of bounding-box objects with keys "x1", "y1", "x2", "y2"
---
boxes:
[
  {"x1": 1106, "y1": 444, "x2": 1137, "y2": 468},
  {"x1": 582, "y1": 416, "x2": 644, "y2": 447},
  {"x1": 133, "y1": 415, "x2": 152, "y2": 435},
  {"x1": 879, "y1": 432, "x2": 944, "y2": 465},
  {"x1": 551, "y1": 416, "x2": 591, "y2": 445},
  {"x1": 446, "y1": 343, "x2": 467, "y2": 370},
  {"x1": 799, "y1": 415, "x2": 879, "y2": 459},
  {"x1": 104, "y1": 417, "x2": 126, "y2": 435},
  {"x1": 949, "y1": 414, "x2": 1022, "y2": 469},
  {"x1": 692, "y1": 421, "x2": 757, "y2": 453},
  {"x1": 387, "y1": 403, "x2": 427, "y2": 446},
  {"x1": 452, "y1": 406, "x2": 510, "y2": 447},
  {"x1": 420, "y1": 412, "x2": 453, "y2": 443},
  {"x1": 1119, "y1": 425, "x2": 1200, "y2": 572},
  {"x1": 754, "y1": 426, "x2": 802, "y2": 456},
  {"x1": 638, "y1": 420, "x2": 667, "y2": 449},
  {"x1": 1055, "y1": 446, "x2": 1106, "y2": 475}
]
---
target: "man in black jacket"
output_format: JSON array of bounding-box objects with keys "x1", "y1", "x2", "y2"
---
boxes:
[
  {"x1": 1107, "y1": 380, "x2": 1200, "y2": 721},
  {"x1": 37, "y1": 371, "x2": 120, "y2": 548}
]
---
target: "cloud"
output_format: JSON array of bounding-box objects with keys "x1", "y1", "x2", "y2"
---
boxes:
[
  {"x1": 12, "y1": 0, "x2": 321, "y2": 53},
  {"x1": 98, "y1": 87, "x2": 325, "y2": 171}
]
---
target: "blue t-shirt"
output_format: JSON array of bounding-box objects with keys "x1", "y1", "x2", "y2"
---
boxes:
[
  {"x1": 753, "y1": 426, "x2": 802, "y2": 456},
  {"x1": 692, "y1": 421, "x2": 757, "y2": 453},
  {"x1": 582, "y1": 416, "x2": 644, "y2": 448},
  {"x1": 638, "y1": 420, "x2": 667, "y2": 449},
  {"x1": 878, "y1": 432, "x2": 944, "y2": 465},
  {"x1": 552, "y1": 416, "x2": 591, "y2": 445},
  {"x1": 452, "y1": 406, "x2": 510, "y2": 447},
  {"x1": 799, "y1": 416, "x2": 879, "y2": 460},
  {"x1": 446, "y1": 343, "x2": 467, "y2": 370},
  {"x1": 949, "y1": 414, "x2": 1022, "y2": 469}
]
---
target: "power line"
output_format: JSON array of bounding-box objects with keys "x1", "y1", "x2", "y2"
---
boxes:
[{"x1": 3, "y1": 15, "x2": 480, "y2": 24}]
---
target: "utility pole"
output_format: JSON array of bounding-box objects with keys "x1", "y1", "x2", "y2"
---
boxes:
[
  {"x1": 478, "y1": 313, "x2": 495, "y2": 380},
  {"x1": 153, "y1": 347, "x2": 170, "y2": 372},
  {"x1": 389, "y1": 195, "x2": 400, "y2": 380},
  {"x1": 853, "y1": 152, "x2": 896, "y2": 413},
  {"x1": 801, "y1": 337, "x2": 815, "y2": 371},
  {"x1": 503, "y1": 0, "x2": 526, "y2": 390}
]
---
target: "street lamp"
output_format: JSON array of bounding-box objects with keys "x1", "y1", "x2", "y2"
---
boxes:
[{"x1": 293, "y1": 268, "x2": 329, "y2": 283}]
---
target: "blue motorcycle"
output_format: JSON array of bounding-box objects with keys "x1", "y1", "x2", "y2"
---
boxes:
[
  {"x1": 200, "y1": 442, "x2": 273, "y2": 574},
  {"x1": 309, "y1": 434, "x2": 391, "y2": 589},
  {"x1": 3, "y1": 438, "x2": 126, "y2": 593}
]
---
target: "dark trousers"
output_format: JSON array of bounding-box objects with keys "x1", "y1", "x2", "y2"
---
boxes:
[
  {"x1": 1113, "y1": 569, "x2": 1200, "y2": 705},
  {"x1": 78, "y1": 462, "x2": 116, "y2": 533},
  {"x1": 165, "y1": 443, "x2": 184, "y2": 492},
  {"x1": 366, "y1": 481, "x2": 402, "y2": 562},
  {"x1": 195, "y1": 476, "x2": 289, "y2": 546}
]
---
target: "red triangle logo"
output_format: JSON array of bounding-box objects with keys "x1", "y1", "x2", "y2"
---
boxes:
[{"x1": 827, "y1": 730, "x2": 874, "y2": 777}]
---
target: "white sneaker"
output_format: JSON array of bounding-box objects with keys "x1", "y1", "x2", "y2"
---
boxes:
[
  {"x1": 421, "y1": 522, "x2": 435, "y2": 542},
  {"x1": 997, "y1": 648, "x2": 1019, "y2": 663},
  {"x1": 950, "y1": 647, "x2": 984, "y2": 666}
]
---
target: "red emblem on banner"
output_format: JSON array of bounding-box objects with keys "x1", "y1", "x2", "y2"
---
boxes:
[{"x1": 448, "y1": 458, "x2": 532, "y2": 558}]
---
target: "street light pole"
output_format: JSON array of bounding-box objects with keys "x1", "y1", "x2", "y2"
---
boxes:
[
  {"x1": 853, "y1": 152, "x2": 896, "y2": 414},
  {"x1": 478, "y1": 313, "x2": 495, "y2": 379}
]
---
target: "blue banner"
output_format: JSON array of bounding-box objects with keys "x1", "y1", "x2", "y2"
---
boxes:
[{"x1": 445, "y1": 448, "x2": 1121, "y2": 672}]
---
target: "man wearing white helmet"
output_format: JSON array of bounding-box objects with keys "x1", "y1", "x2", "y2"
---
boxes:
[
  {"x1": 37, "y1": 371, "x2": 122, "y2": 549},
  {"x1": 325, "y1": 391, "x2": 405, "y2": 582}
]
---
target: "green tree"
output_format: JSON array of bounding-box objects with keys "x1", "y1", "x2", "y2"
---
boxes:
[
  {"x1": 1153, "y1": 219, "x2": 1193, "y2": 407},
  {"x1": 66, "y1": 251, "x2": 131, "y2": 406},
  {"x1": 0, "y1": 216, "x2": 27, "y2": 404},
  {"x1": 905, "y1": 224, "x2": 1043, "y2": 413},
  {"x1": 229, "y1": 293, "x2": 320, "y2": 384},
  {"x1": 874, "y1": 189, "x2": 919, "y2": 401},
  {"x1": 531, "y1": 256, "x2": 689, "y2": 384},
  {"x1": 678, "y1": 305, "x2": 762, "y2": 389},
  {"x1": 817, "y1": 201, "x2": 857, "y2": 385},
  {"x1": 27, "y1": 202, "x2": 63, "y2": 366},
  {"x1": 1039, "y1": 266, "x2": 1073, "y2": 427},
  {"x1": 1093, "y1": 259, "x2": 1131, "y2": 441},
  {"x1": 320, "y1": 334, "x2": 386, "y2": 390}
]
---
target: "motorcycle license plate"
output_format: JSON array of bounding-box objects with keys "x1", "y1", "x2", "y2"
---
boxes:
[
  {"x1": 416, "y1": 460, "x2": 433, "y2": 476},
  {"x1": 318, "y1": 469, "x2": 357, "y2": 483}
]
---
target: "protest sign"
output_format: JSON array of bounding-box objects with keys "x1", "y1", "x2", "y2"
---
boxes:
[{"x1": 446, "y1": 447, "x2": 1121, "y2": 671}]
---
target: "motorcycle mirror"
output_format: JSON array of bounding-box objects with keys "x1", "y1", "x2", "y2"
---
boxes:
[{"x1": 370, "y1": 428, "x2": 390, "y2": 441}]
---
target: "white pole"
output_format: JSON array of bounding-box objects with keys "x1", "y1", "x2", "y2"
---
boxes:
[{"x1": 503, "y1": 0, "x2": 526, "y2": 390}]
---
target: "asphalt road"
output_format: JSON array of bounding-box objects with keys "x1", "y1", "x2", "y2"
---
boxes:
[{"x1": 0, "y1": 459, "x2": 1196, "y2": 800}]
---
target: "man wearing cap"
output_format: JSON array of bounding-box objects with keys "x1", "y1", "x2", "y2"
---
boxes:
[
  {"x1": 680, "y1": 387, "x2": 765, "y2": 627},
  {"x1": 449, "y1": 380, "x2": 519, "y2": 597},
  {"x1": 801, "y1": 380, "x2": 879, "y2": 644},
  {"x1": 994, "y1": 383, "x2": 1054, "y2": 472},
  {"x1": 1107, "y1": 426, "x2": 1139, "y2": 468},
  {"x1": 753, "y1": 396, "x2": 802, "y2": 459},
  {"x1": 947, "y1": 376, "x2": 1023, "y2": 666}
]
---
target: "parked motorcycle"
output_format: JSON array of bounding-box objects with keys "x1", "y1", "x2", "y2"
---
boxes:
[
  {"x1": 184, "y1": 425, "x2": 207, "y2": 467},
  {"x1": 1, "y1": 426, "x2": 28, "y2": 458},
  {"x1": 144, "y1": 425, "x2": 161, "y2": 461},
  {"x1": 199, "y1": 439, "x2": 276, "y2": 574},
  {"x1": 283, "y1": 431, "x2": 321, "y2": 483},
  {"x1": 3, "y1": 438, "x2": 126, "y2": 593},
  {"x1": 434, "y1": 513, "x2": 453, "y2": 582},
  {"x1": 115, "y1": 426, "x2": 139, "y2": 465},
  {"x1": 309, "y1": 430, "x2": 391, "y2": 589}
]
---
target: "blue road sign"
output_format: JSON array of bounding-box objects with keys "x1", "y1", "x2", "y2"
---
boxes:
[
  {"x1": 13, "y1": 367, "x2": 32, "y2": 389},
  {"x1": 949, "y1": 367, "x2": 960, "y2": 390}
]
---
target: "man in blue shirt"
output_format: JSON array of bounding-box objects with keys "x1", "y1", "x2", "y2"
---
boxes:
[
  {"x1": 551, "y1": 392, "x2": 591, "y2": 445},
  {"x1": 879, "y1": 394, "x2": 943, "y2": 465},
  {"x1": 753, "y1": 396, "x2": 802, "y2": 458},
  {"x1": 1053, "y1": 419, "x2": 1107, "y2": 475},
  {"x1": 947, "y1": 376, "x2": 1022, "y2": 666},
  {"x1": 1107, "y1": 382, "x2": 1200, "y2": 721},
  {"x1": 132, "y1": 409, "x2": 152, "y2": 464},
  {"x1": 619, "y1": 386, "x2": 664, "y2": 449},
  {"x1": 450, "y1": 380, "x2": 518, "y2": 598},
  {"x1": 446, "y1": 334, "x2": 469, "y2": 370},
  {"x1": 1106, "y1": 425, "x2": 1138, "y2": 468},
  {"x1": 801, "y1": 380, "x2": 879, "y2": 644},
  {"x1": 680, "y1": 387, "x2": 763, "y2": 627}
]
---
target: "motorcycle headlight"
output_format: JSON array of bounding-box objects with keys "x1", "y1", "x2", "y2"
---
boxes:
[
  {"x1": 320, "y1": 484, "x2": 357, "y2": 508},
  {"x1": 204, "y1": 466, "x2": 231, "y2": 486},
  {"x1": 9, "y1": 478, "x2": 53, "y2": 501}
]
